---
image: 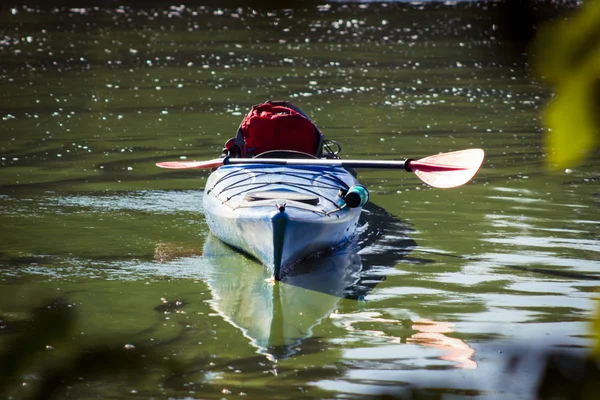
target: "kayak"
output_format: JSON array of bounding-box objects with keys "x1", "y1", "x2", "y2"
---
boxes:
[
  {"x1": 157, "y1": 102, "x2": 483, "y2": 280},
  {"x1": 160, "y1": 145, "x2": 483, "y2": 281},
  {"x1": 202, "y1": 161, "x2": 367, "y2": 280}
]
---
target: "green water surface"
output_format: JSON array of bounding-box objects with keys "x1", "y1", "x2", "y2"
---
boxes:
[{"x1": 1, "y1": 2, "x2": 598, "y2": 399}]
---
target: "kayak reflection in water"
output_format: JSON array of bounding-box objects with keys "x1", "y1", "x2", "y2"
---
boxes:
[
  {"x1": 154, "y1": 202, "x2": 421, "y2": 359},
  {"x1": 199, "y1": 202, "x2": 417, "y2": 359}
]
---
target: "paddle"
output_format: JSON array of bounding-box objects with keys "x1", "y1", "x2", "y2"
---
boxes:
[{"x1": 156, "y1": 148, "x2": 484, "y2": 189}]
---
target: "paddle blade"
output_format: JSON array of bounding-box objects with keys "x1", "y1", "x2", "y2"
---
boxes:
[
  {"x1": 156, "y1": 158, "x2": 224, "y2": 169},
  {"x1": 410, "y1": 148, "x2": 484, "y2": 188}
]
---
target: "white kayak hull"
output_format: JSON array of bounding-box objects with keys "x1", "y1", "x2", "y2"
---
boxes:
[{"x1": 202, "y1": 164, "x2": 363, "y2": 279}]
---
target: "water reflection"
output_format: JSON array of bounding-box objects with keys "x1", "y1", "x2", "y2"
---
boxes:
[
  {"x1": 408, "y1": 319, "x2": 477, "y2": 369},
  {"x1": 201, "y1": 234, "x2": 354, "y2": 359},
  {"x1": 159, "y1": 202, "x2": 421, "y2": 359}
]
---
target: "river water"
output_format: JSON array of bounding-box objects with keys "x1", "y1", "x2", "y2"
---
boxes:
[{"x1": 1, "y1": 1, "x2": 598, "y2": 399}]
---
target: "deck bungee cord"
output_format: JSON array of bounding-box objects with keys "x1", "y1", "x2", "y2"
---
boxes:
[
  {"x1": 212, "y1": 169, "x2": 349, "y2": 197},
  {"x1": 208, "y1": 165, "x2": 351, "y2": 194},
  {"x1": 218, "y1": 181, "x2": 344, "y2": 212},
  {"x1": 209, "y1": 165, "x2": 353, "y2": 213}
]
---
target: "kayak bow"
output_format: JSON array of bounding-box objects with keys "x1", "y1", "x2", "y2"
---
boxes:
[{"x1": 202, "y1": 163, "x2": 363, "y2": 280}]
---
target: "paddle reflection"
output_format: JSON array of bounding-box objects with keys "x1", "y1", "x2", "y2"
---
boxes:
[{"x1": 408, "y1": 319, "x2": 477, "y2": 369}]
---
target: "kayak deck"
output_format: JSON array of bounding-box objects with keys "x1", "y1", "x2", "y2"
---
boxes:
[{"x1": 203, "y1": 164, "x2": 363, "y2": 279}]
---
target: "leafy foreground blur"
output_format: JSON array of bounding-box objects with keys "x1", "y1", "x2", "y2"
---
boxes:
[
  {"x1": 531, "y1": 0, "x2": 600, "y2": 392},
  {"x1": 0, "y1": 299, "x2": 186, "y2": 399},
  {"x1": 532, "y1": 0, "x2": 600, "y2": 170},
  {"x1": 1, "y1": 299, "x2": 600, "y2": 400}
]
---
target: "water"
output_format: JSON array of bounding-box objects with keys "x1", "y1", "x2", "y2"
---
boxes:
[{"x1": 1, "y1": 2, "x2": 598, "y2": 399}]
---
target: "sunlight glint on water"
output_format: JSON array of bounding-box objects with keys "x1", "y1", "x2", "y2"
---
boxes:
[{"x1": 0, "y1": 2, "x2": 598, "y2": 399}]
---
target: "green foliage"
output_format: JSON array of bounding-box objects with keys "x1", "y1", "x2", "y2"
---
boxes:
[
  {"x1": 532, "y1": 1, "x2": 600, "y2": 170},
  {"x1": 594, "y1": 299, "x2": 600, "y2": 360},
  {"x1": 531, "y1": 0, "x2": 600, "y2": 367}
]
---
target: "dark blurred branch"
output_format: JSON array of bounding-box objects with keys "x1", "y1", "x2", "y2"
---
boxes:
[{"x1": 491, "y1": 0, "x2": 580, "y2": 63}]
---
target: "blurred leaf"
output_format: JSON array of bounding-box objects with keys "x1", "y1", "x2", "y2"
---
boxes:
[
  {"x1": 535, "y1": 350, "x2": 600, "y2": 400},
  {"x1": 544, "y1": 64, "x2": 599, "y2": 169},
  {"x1": 532, "y1": 1, "x2": 600, "y2": 169},
  {"x1": 594, "y1": 299, "x2": 600, "y2": 359}
]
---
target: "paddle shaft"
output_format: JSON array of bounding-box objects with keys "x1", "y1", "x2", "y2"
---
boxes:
[
  {"x1": 222, "y1": 157, "x2": 467, "y2": 172},
  {"x1": 223, "y1": 156, "x2": 408, "y2": 169}
]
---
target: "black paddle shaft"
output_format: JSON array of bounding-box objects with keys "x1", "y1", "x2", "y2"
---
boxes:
[{"x1": 224, "y1": 157, "x2": 414, "y2": 171}]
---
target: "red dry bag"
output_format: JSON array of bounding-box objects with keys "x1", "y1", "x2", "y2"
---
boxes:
[{"x1": 225, "y1": 101, "x2": 323, "y2": 158}]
